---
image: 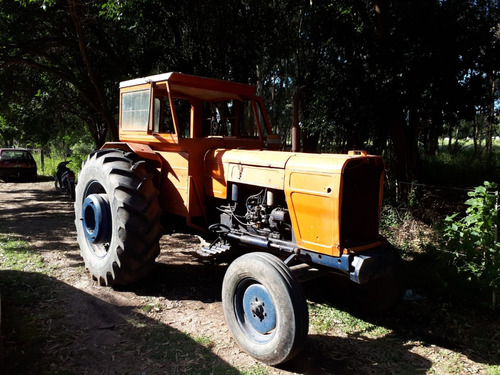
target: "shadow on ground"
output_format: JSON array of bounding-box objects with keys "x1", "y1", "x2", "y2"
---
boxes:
[
  {"x1": 1, "y1": 181, "x2": 498, "y2": 374},
  {"x1": 301, "y1": 274, "x2": 500, "y2": 372},
  {"x1": 129, "y1": 254, "x2": 500, "y2": 374},
  {"x1": 0, "y1": 270, "x2": 241, "y2": 375},
  {"x1": 0, "y1": 182, "x2": 76, "y2": 254},
  {"x1": 124, "y1": 259, "x2": 434, "y2": 375}
]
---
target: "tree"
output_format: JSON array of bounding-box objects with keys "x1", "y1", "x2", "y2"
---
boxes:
[
  {"x1": 0, "y1": 0, "x2": 131, "y2": 147},
  {"x1": 0, "y1": 0, "x2": 498, "y2": 188}
]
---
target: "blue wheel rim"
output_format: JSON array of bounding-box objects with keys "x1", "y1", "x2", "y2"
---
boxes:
[
  {"x1": 80, "y1": 180, "x2": 111, "y2": 258},
  {"x1": 234, "y1": 279, "x2": 277, "y2": 343},
  {"x1": 82, "y1": 193, "x2": 111, "y2": 245}
]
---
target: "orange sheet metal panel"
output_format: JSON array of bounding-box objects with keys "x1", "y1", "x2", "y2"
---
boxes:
[
  {"x1": 204, "y1": 150, "x2": 228, "y2": 198},
  {"x1": 204, "y1": 149, "x2": 293, "y2": 198},
  {"x1": 155, "y1": 151, "x2": 189, "y2": 216},
  {"x1": 284, "y1": 154, "x2": 350, "y2": 257},
  {"x1": 227, "y1": 164, "x2": 284, "y2": 190},
  {"x1": 216, "y1": 149, "x2": 292, "y2": 168},
  {"x1": 156, "y1": 146, "x2": 210, "y2": 219}
]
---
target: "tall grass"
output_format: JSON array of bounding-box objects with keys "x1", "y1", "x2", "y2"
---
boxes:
[
  {"x1": 31, "y1": 151, "x2": 61, "y2": 176},
  {"x1": 31, "y1": 140, "x2": 94, "y2": 177},
  {"x1": 419, "y1": 141, "x2": 500, "y2": 188}
]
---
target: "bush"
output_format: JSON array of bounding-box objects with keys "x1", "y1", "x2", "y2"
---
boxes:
[
  {"x1": 443, "y1": 181, "x2": 500, "y2": 308},
  {"x1": 68, "y1": 140, "x2": 95, "y2": 175}
]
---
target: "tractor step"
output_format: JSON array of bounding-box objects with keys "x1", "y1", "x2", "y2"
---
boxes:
[{"x1": 195, "y1": 238, "x2": 232, "y2": 260}]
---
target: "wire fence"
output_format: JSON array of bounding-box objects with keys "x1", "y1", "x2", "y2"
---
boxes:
[{"x1": 381, "y1": 180, "x2": 499, "y2": 258}]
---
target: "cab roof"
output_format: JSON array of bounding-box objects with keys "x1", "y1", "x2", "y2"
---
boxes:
[{"x1": 119, "y1": 72, "x2": 257, "y2": 100}]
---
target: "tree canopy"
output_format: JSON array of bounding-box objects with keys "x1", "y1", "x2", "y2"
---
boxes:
[{"x1": 0, "y1": 0, "x2": 499, "y2": 188}]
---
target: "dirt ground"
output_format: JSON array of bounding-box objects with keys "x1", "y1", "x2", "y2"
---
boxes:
[{"x1": 0, "y1": 181, "x2": 497, "y2": 374}]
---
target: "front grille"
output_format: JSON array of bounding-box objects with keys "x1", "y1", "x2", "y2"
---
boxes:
[{"x1": 340, "y1": 157, "x2": 384, "y2": 249}]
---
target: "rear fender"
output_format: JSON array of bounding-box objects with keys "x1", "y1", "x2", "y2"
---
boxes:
[{"x1": 101, "y1": 142, "x2": 162, "y2": 168}]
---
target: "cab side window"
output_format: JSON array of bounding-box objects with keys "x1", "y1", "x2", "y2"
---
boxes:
[
  {"x1": 122, "y1": 89, "x2": 150, "y2": 131},
  {"x1": 174, "y1": 98, "x2": 191, "y2": 138},
  {"x1": 238, "y1": 100, "x2": 258, "y2": 137},
  {"x1": 153, "y1": 97, "x2": 175, "y2": 134}
]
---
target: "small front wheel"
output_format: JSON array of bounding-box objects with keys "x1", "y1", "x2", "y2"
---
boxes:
[{"x1": 222, "y1": 252, "x2": 308, "y2": 365}]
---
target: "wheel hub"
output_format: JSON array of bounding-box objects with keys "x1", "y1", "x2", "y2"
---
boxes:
[
  {"x1": 250, "y1": 300, "x2": 265, "y2": 321},
  {"x1": 242, "y1": 283, "x2": 277, "y2": 334},
  {"x1": 82, "y1": 193, "x2": 111, "y2": 245}
]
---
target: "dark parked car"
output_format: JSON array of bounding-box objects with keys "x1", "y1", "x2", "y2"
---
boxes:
[{"x1": 0, "y1": 148, "x2": 37, "y2": 181}]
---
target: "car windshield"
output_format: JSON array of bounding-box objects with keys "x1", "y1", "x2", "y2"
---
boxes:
[{"x1": 0, "y1": 150, "x2": 32, "y2": 160}]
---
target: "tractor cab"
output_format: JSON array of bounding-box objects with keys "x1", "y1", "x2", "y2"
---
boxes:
[{"x1": 118, "y1": 72, "x2": 280, "y2": 149}]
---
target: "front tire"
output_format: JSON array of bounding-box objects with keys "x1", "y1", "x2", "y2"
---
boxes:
[
  {"x1": 222, "y1": 252, "x2": 309, "y2": 365},
  {"x1": 74, "y1": 149, "x2": 163, "y2": 285}
]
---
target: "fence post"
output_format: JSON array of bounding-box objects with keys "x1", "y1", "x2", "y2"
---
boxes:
[{"x1": 40, "y1": 149, "x2": 45, "y2": 174}]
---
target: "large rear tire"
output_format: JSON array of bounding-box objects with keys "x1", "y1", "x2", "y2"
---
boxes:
[
  {"x1": 74, "y1": 149, "x2": 163, "y2": 286},
  {"x1": 222, "y1": 252, "x2": 309, "y2": 365}
]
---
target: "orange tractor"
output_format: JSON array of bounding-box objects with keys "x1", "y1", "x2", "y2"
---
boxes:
[{"x1": 74, "y1": 72, "x2": 403, "y2": 365}]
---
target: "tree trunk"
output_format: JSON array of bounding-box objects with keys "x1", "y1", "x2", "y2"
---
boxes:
[
  {"x1": 473, "y1": 115, "x2": 479, "y2": 154},
  {"x1": 424, "y1": 118, "x2": 439, "y2": 158},
  {"x1": 302, "y1": 130, "x2": 320, "y2": 153},
  {"x1": 292, "y1": 86, "x2": 306, "y2": 152},
  {"x1": 389, "y1": 109, "x2": 420, "y2": 201},
  {"x1": 486, "y1": 71, "x2": 496, "y2": 157}
]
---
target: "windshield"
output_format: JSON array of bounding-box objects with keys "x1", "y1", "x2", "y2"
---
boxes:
[
  {"x1": 0, "y1": 150, "x2": 34, "y2": 161},
  {"x1": 152, "y1": 95, "x2": 267, "y2": 139},
  {"x1": 201, "y1": 99, "x2": 265, "y2": 138}
]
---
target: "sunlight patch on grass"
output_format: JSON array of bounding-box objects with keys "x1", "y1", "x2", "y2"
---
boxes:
[
  {"x1": 141, "y1": 298, "x2": 162, "y2": 313},
  {"x1": 308, "y1": 301, "x2": 392, "y2": 338},
  {"x1": 0, "y1": 233, "x2": 45, "y2": 272},
  {"x1": 425, "y1": 347, "x2": 467, "y2": 374},
  {"x1": 193, "y1": 334, "x2": 212, "y2": 348},
  {"x1": 238, "y1": 363, "x2": 269, "y2": 375},
  {"x1": 487, "y1": 365, "x2": 500, "y2": 375}
]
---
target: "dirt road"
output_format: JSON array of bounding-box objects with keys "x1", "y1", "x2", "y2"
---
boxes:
[
  {"x1": 0, "y1": 181, "x2": 492, "y2": 374},
  {"x1": 1, "y1": 181, "x2": 270, "y2": 374}
]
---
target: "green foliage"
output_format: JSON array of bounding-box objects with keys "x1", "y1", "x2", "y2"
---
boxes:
[
  {"x1": 443, "y1": 181, "x2": 500, "y2": 306},
  {"x1": 193, "y1": 335, "x2": 212, "y2": 348},
  {"x1": 380, "y1": 204, "x2": 401, "y2": 230},
  {"x1": 419, "y1": 143, "x2": 500, "y2": 187},
  {"x1": 68, "y1": 140, "x2": 95, "y2": 174},
  {"x1": 31, "y1": 136, "x2": 94, "y2": 176},
  {"x1": 0, "y1": 115, "x2": 17, "y2": 147},
  {"x1": 487, "y1": 365, "x2": 500, "y2": 375},
  {"x1": 0, "y1": 0, "x2": 499, "y2": 183},
  {"x1": 238, "y1": 364, "x2": 269, "y2": 375}
]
